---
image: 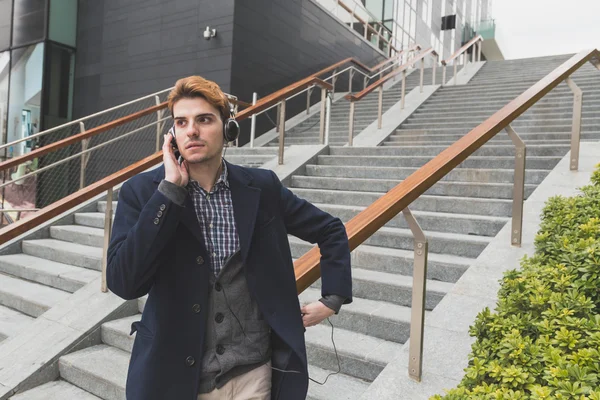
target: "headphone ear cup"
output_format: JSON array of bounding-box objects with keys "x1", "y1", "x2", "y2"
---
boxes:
[{"x1": 223, "y1": 118, "x2": 240, "y2": 142}]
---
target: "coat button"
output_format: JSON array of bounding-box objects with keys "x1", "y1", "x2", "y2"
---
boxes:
[
  {"x1": 214, "y1": 282, "x2": 222, "y2": 292},
  {"x1": 196, "y1": 256, "x2": 204, "y2": 265},
  {"x1": 185, "y1": 356, "x2": 195, "y2": 366},
  {"x1": 160, "y1": 204, "x2": 166, "y2": 211},
  {"x1": 215, "y1": 313, "x2": 224, "y2": 323},
  {"x1": 157, "y1": 211, "x2": 163, "y2": 217},
  {"x1": 216, "y1": 345, "x2": 225, "y2": 355},
  {"x1": 153, "y1": 218, "x2": 160, "y2": 225},
  {"x1": 192, "y1": 304, "x2": 201, "y2": 313}
]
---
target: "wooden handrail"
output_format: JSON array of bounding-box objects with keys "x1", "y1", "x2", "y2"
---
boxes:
[
  {"x1": 296, "y1": 48, "x2": 600, "y2": 292},
  {"x1": 442, "y1": 35, "x2": 483, "y2": 66},
  {"x1": 370, "y1": 44, "x2": 422, "y2": 71},
  {"x1": 0, "y1": 152, "x2": 163, "y2": 245},
  {"x1": 346, "y1": 47, "x2": 438, "y2": 102},
  {"x1": 236, "y1": 77, "x2": 333, "y2": 121}
]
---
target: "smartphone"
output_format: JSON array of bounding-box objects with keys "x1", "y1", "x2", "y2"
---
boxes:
[{"x1": 169, "y1": 124, "x2": 183, "y2": 164}]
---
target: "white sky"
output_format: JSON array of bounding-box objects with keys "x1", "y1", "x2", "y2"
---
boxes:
[{"x1": 493, "y1": 0, "x2": 600, "y2": 60}]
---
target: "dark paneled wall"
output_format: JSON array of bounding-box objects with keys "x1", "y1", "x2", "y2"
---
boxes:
[
  {"x1": 74, "y1": 0, "x2": 235, "y2": 117},
  {"x1": 230, "y1": 0, "x2": 386, "y2": 145}
]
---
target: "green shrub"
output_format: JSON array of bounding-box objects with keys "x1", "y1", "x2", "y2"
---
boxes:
[{"x1": 432, "y1": 165, "x2": 600, "y2": 400}]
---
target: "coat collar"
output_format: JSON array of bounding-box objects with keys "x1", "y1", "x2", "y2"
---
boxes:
[{"x1": 153, "y1": 160, "x2": 261, "y2": 264}]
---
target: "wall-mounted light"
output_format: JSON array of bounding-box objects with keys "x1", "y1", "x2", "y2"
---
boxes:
[{"x1": 204, "y1": 26, "x2": 217, "y2": 40}]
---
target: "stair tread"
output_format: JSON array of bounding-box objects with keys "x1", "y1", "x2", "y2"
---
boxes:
[
  {"x1": 0, "y1": 303, "x2": 34, "y2": 341},
  {"x1": 307, "y1": 364, "x2": 370, "y2": 400},
  {"x1": 59, "y1": 344, "x2": 129, "y2": 391},
  {"x1": 0, "y1": 272, "x2": 71, "y2": 317},
  {"x1": 23, "y1": 238, "x2": 103, "y2": 258},
  {"x1": 10, "y1": 380, "x2": 101, "y2": 400},
  {"x1": 304, "y1": 323, "x2": 402, "y2": 367},
  {"x1": 0, "y1": 253, "x2": 99, "y2": 288}
]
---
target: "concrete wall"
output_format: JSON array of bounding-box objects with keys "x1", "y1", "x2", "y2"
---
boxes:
[{"x1": 230, "y1": 0, "x2": 386, "y2": 145}]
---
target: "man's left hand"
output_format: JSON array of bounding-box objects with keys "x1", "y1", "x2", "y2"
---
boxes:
[{"x1": 301, "y1": 301, "x2": 335, "y2": 328}]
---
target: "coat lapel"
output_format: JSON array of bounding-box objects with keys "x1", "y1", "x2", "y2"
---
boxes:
[{"x1": 226, "y1": 161, "x2": 261, "y2": 264}]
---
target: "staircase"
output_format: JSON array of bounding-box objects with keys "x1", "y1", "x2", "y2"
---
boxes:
[
  {"x1": 267, "y1": 66, "x2": 444, "y2": 147},
  {"x1": 7, "y1": 54, "x2": 600, "y2": 399}
]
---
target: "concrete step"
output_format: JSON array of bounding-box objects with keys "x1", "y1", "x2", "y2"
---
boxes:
[
  {"x1": 22, "y1": 239, "x2": 102, "y2": 271},
  {"x1": 317, "y1": 155, "x2": 561, "y2": 170},
  {"x1": 98, "y1": 201, "x2": 119, "y2": 213},
  {"x1": 59, "y1": 345, "x2": 128, "y2": 400},
  {"x1": 9, "y1": 380, "x2": 102, "y2": 400},
  {"x1": 101, "y1": 314, "x2": 139, "y2": 353},
  {"x1": 291, "y1": 175, "x2": 536, "y2": 200},
  {"x1": 0, "y1": 304, "x2": 34, "y2": 342},
  {"x1": 225, "y1": 147, "x2": 279, "y2": 155},
  {"x1": 347, "y1": 244, "x2": 470, "y2": 283},
  {"x1": 386, "y1": 138, "x2": 579, "y2": 147},
  {"x1": 306, "y1": 364, "x2": 370, "y2": 400},
  {"x1": 389, "y1": 131, "x2": 599, "y2": 143},
  {"x1": 290, "y1": 187, "x2": 512, "y2": 217},
  {"x1": 400, "y1": 117, "x2": 600, "y2": 130},
  {"x1": 300, "y1": 287, "x2": 416, "y2": 344},
  {"x1": 429, "y1": 88, "x2": 600, "y2": 103},
  {"x1": 312, "y1": 202, "x2": 508, "y2": 237},
  {"x1": 288, "y1": 220, "x2": 490, "y2": 257},
  {"x1": 0, "y1": 253, "x2": 99, "y2": 293},
  {"x1": 50, "y1": 225, "x2": 106, "y2": 248},
  {"x1": 0, "y1": 272, "x2": 71, "y2": 317},
  {"x1": 329, "y1": 145, "x2": 570, "y2": 157},
  {"x1": 75, "y1": 212, "x2": 113, "y2": 229},
  {"x1": 304, "y1": 321, "x2": 402, "y2": 382}
]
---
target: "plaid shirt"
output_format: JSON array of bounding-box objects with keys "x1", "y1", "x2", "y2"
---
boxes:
[{"x1": 187, "y1": 162, "x2": 239, "y2": 276}]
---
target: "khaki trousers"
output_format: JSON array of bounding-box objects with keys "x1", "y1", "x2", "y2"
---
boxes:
[{"x1": 197, "y1": 361, "x2": 271, "y2": 400}]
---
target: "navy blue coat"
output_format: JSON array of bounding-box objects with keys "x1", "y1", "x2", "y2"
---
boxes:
[{"x1": 106, "y1": 161, "x2": 352, "y2": 400}]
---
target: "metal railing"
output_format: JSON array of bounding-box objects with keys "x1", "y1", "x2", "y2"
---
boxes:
[
  {"x1": 293, "y1": 49, "x2": 600, "y2": 382},
  {"x1": 345, "y1": 47, "x2": 439, "y2": 145},
  {"x1": 247, "y1": 46, "x2": 421, "y2": 157},
  {"x1": 0, "y1": 90, "x2": 244, "y2": 220},
  {"x1": 441, "y1": 35, "x2": 483, "y2": 85}
]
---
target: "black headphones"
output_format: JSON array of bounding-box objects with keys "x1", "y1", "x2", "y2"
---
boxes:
[{"x1": 223, "y1": 100, "x2": 240, "y2": 143}]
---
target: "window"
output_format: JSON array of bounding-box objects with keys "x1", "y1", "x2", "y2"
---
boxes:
[
  {"x1": 8, "y1": 42, "x2": 44, "y2": 156},
  {"x1": 12, "y1": 0, "x2": 46, "y2": 47},
  {"x1": 0, "y1": 0, "x2": 12, "y2": 51}
]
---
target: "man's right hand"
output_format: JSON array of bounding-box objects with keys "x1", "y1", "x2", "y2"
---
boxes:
[{"x1": 163, "y1": 134, "x2": 189, "y2": 187}]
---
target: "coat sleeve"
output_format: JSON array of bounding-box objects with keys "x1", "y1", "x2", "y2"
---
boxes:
[
  {"x1": 106, "y1": 180, "x2": 183, "y2": 300},
  {"x1": 271, "y1": 171, "x2": 352, "y2": 303}
]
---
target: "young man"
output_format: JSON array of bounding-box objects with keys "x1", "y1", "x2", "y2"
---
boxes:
[{"x1": 107, "y1": 76, "x2": 352, "y2": 400}]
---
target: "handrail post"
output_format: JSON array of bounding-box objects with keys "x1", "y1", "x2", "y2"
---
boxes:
[
  {"x1": 363, "y1": 21, "x2": 368, "y2": 39},
  {"x1": 478, "y1": 42, "x2": 482, "y2": 62},
  {"x1": 348, "y1": 101, "x2": 355, "y2": 146},
  {"x1": 332, "y1": 69, "x2": 338, "y2": 93},
  {"x1": 420, "y1": 59, "x2": 425, "y2": 93},
  {"x1": 505, "y1": 125, "x2": 526, "y2": 247},
  {"x1": 101, "y1": 187, "x2": 114, "y2": 293},
  {"x1": 377, "y1": 86, "x2": 383, "y2": 129},
  {"x1": 79, "y1": 122, "x2": 89, "y2": 190},
  {"x1": 154, "y1": 95, "x2": 163, "y2": 153},
  {"x1": 250, "y1": 92, "x2": 258, "y2": 148},
  {"x1": 403, "y1": 207, "x2": 428, "y2": 382},
  {"x1": 349, "y1": 68, "x2": 355, "y2": 93},
  {"x1": 453, "y1": 61, "x2": 458, "y2": 86},
  {"x1": 306, "y1": 87, "x2": 314, "y2": 115},
  {"x1": 325, "y1": 90, "x2": 332, "y2": 146},
  {"x1": 401, "y1": 69, "x2": 406, "y2": 109},
  {"x1": 278, "y1": 100, "x2": 286, "y2": 165},
  {"x1": 566, "y1": 77, "x2": 582, "y2": 171},
  {"x1": 442, "y1": 64, "x2": 446, "y2": 86},
  {"x1": 319, "y1": 87, "x2": 327, "y2": 144},
  {"x1": 364, "y1": 75, "x2": 369, "y2": 90},
  {"x1": 432, "y1": 56, "x2": 437, "y2": 86}
]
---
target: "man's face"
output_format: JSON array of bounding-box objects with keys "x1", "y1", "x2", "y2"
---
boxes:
[{"x1": 172, "y1": 97, "x2": 224, "y2": 165}]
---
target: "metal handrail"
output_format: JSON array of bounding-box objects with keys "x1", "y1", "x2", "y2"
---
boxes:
[
  {"x1": 441, "y1": 35, "x2": 484, "y2": 85},
  {"x1": 345, "y1": 48, "x2": 440, "y2": 144},
  {"x1": 295, "y1": 48, "x2": 600, "y2": 382},
  {"x1": 0, "y1": 88, "x2": 245, "y2": 155}
]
